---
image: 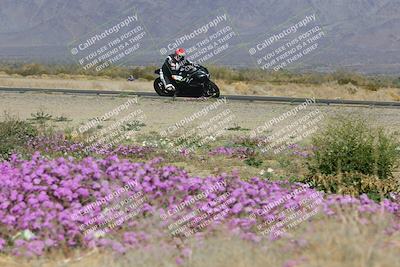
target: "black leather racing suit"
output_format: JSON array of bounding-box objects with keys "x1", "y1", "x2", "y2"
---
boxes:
[{"x1": 159, "y1": 54, "x2": 193, "y2": 92}]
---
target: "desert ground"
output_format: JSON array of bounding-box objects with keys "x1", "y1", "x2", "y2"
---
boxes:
[
  {"x1": 1, "y1": 92, "x2": 400, "y2": 134},
  {"x1": 0, "y1": 89, "x2": 399, "y2": 267}
]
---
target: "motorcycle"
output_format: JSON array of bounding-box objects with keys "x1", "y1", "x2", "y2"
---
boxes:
[{"x1": 154, "y1": 64, "x2": 220, "y2": 98}]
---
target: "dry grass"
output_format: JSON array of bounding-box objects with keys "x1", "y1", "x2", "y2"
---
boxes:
[
  {"x1": 0, "y1": 73, "x2": 153, "y2": 92},
  {"x1": 2, "y1": 209, "x2": 399, "y2": 267},
  {"x1": 219, "y1": 79, "x2": 400, "y2": 101},
  {"x1": 1, "y1": 73, "x2": 400, "y2": 101}
]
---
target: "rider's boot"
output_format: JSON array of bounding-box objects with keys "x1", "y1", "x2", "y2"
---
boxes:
[{"x1": 173, "y1": 88, "x2": 180, "y2": 100}]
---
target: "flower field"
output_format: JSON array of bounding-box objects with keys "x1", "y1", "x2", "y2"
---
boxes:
[{"x1": 0, "y1": 130, "x2": 399, "y2": 267}]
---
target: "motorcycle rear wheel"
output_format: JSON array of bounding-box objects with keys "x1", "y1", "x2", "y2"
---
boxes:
[{"x1": 154, "y1": 78, "x2": 174, "y2": 97}]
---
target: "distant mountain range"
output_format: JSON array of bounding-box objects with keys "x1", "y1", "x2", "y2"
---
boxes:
[{"x1": 0, "y1": 0, "x2": 399, "y2": 74}]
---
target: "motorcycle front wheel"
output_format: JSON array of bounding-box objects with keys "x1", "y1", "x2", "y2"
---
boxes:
[{"x1": 203, "y1": 81, "x2": 220, "y2": 98}]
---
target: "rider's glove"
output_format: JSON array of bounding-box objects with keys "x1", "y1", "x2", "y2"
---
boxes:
[{"x1": 172, "y1": 75, "x2": 184, "y2": 81}]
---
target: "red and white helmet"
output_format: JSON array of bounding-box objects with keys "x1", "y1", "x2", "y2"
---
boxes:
[{"x1": 174, "y1": 48, "x2": 186, "y2": 60}]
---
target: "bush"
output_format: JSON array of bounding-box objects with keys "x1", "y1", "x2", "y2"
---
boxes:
[
  {"x1": 0, "y1": 115, "x2": 38, "y2": 159},
  {"x1": 309, "y1": 173, "x2": 399, "y2": 201},
  {"x1": 364, "y1": 83, "x2": 380, "y2": 91},
  {"x1": 19, "y1": 63, "x2": 47, "y2": 76},
  {"x1": 337, "y1": 78, "x2": 359, "y2": 86},
  {"x1": 244, "y1": 157, "x2": 263, "y2": 167},
  {"x1": 304, "y1": 116, "x2": 399, "y2": 199}
]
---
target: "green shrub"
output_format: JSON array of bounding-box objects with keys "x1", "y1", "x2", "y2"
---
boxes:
[
  {"x1": 244, "y1": 157, "x2": 263, "y2": 167},
  {"x1": 0, "y1": 115, "x2": 38, "y2": 159},
  {"x1": 232, "y1": 136, "x2": 259, "y2": 149},
  {"x1": 395, "y1": 77, "x2": 400, "y2": 87},
  {"x1": 375, "y1": 128, "x2": 399, "y2": 179},
  {"x1": 304, "y1": 116, "x2": 399, "y2": 199}
]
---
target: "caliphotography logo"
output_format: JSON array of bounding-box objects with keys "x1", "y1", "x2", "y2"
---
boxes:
[
  {"x1": 69, "y1": 7, "x2": 154, "y2": 72},
  {"x1": 158, "y1": 9, "x2": 241, "y2": 64}
]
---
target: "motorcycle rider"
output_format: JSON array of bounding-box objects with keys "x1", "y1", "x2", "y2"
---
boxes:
[{"x1": 160, "y1": 48, "x2": 195, "y2": 95}]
